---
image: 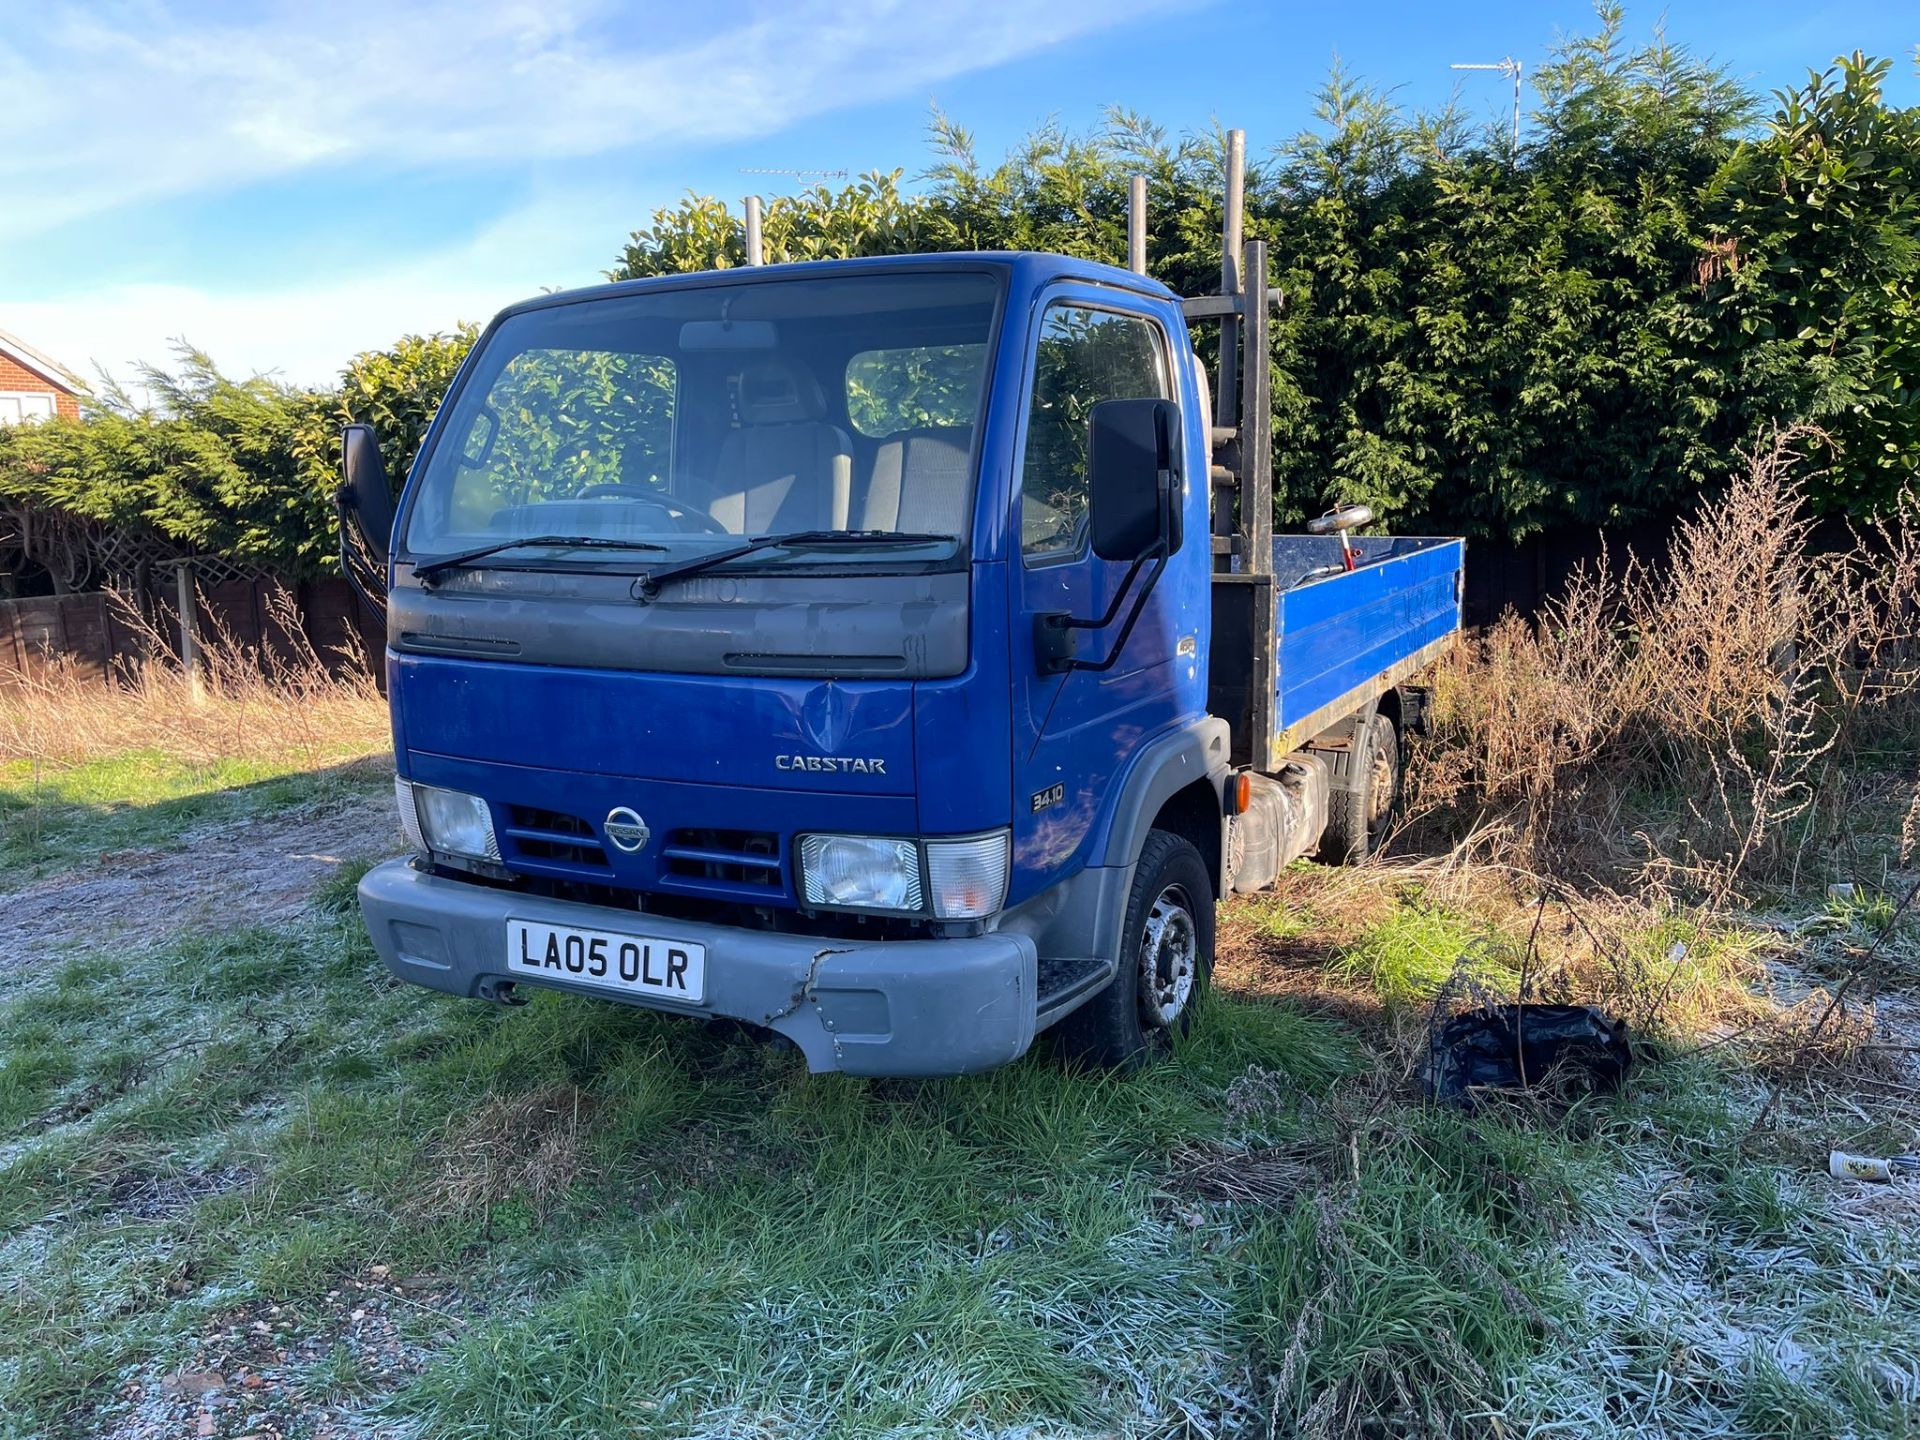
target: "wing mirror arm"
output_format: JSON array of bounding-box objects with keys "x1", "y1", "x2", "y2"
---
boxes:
[
  {"x1": 334, "y1": 492, "x2": 388, "y2": 613},
  {"x1": 1034, "y1": 543, "x2": 1169, "y2": 675},
  {"x1": 1033, "y1": 396, "x2": 1183, "y2": 676}
]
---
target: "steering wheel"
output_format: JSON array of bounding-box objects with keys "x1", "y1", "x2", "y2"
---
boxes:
[
  {"x1": 1305, "y1": 503, "x2": 1376, "y2": 535},
  {"x1": 573, "y1": 484, "x2": 729, "y2": 535}
]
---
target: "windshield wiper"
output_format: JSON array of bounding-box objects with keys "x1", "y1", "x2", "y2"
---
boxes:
[
  {"x1": 632, "y1": 530, "x2": 957, "y2": 602},
  {"x1": 411, "y1": 535, "x2": 670, "y2": 583}
]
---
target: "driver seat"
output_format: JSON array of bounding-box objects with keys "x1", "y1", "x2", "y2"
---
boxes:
[{"x1": 708, "y1": 361, "x2": 852, "y2": 534}]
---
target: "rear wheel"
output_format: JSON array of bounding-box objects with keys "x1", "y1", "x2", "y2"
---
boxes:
[
  {"x1": 1319, "y1": 710, "x2": 1401, "y2": 864},
  {"x1": 1052, "y1": 830, "x2": 1214, "y2": 1070}
]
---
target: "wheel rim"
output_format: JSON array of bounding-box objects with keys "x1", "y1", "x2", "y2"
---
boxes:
[
  {"x1": 1366, "y1": 732, "x2": 1397, "y2": 834},
  {"x1": 1137, "y1": 884, "x2": 1198, "y2": 1029}
]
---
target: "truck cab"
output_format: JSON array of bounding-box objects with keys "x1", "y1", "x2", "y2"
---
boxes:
[{"x1": 348, "y1": 245, "x2": 1462, "y2": 1076}]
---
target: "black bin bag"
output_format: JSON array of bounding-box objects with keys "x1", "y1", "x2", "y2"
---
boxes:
[{"x1": 1423, "y1": 1003, "x2": 1632, "y2": 1106}]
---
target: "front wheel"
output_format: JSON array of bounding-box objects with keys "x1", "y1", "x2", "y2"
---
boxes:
[{"x1": 1052, "y1": 830, "x2": 1214, "y2": 1070}]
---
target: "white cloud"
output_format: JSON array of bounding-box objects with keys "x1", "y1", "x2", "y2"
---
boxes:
[
  {"x1": 4, "y1": 186, "x2": 638, "y2": 389},
  {"x1": 2, "y1": 0, "x2": 1189, "y2": 386},
  {"x1": 2, "y1": 0, "x2": 1184, "y2": 241}
]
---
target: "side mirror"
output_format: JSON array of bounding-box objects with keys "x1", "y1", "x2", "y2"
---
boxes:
[
  {"x1": 338, "y1": 423, "x2": 395, "y2": 564},
  {"x1": 1087, "y1": 398, "x2": 1181, "y2": 562}
]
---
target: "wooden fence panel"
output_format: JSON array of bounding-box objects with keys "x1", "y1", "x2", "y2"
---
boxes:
[
  {"x1": 56, "y1": 595, "x2": 110, "y2": 685},
  {"x1": 0, "y1": 594, "x2": 115, "y2": 685},
  {"x1": 1, "y1": 579, "x2": 381, "y2": 689}
]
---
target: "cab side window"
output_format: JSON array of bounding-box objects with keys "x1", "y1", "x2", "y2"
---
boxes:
[{"x1": 1019, "y1": 304, "x2": 1168, "y2": 560}]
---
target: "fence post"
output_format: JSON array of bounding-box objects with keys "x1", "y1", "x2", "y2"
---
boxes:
[
  {"x1": 1, "y1": 601, "x2": 20, "y2": 678},
  {"x1": 174, "y1": 559, "x2": 205, "y2": 702}
]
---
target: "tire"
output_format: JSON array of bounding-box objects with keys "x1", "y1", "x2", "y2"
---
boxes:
[
  {"x1": 1319, "y1": 710, "x2": 1401, "y2": 864},
  {"x1": 1052, "y1": 830, "x2": 1215, "y2": 1071}
]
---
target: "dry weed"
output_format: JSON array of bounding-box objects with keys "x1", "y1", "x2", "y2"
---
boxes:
[
  {"x1": 1264, "y1": 849, "x2": 1900, "y2": 1083},
  {"x1": 1163, "y1": 1141, "x2": 1317, "y2": 1206},
  {"x1": 417, "y1": 1084, "x2": 600, "y2": 1218},
  {"x1": 1410, "y1": 428, "x2": 1920, "y2": 906},
  {"x1": 1224, "y1": 1065, "x2": 1297, "y2": 1120},
  {"x1": 0, "y1": 584, "x2": 386, "y2": 768},
  {"x1": 1745, "y1": 989, "x2": 1884, "y2": 1081}
]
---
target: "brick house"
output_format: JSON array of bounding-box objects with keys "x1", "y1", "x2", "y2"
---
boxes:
[{"x1": 0, "y1": 328, "x2": 84, "y2": 424}]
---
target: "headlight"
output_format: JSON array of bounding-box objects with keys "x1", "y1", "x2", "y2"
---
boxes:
[
  {"x1": 926, "y1": 832, "x2": 1010, "y2": 919},
  {"x1": 407, "y1": 782, "x2": 500, "y2": 862},
  {"x1": 797, "y1": 830, "x2": 1010, "y2": 919},
  {"x1": 799, "y1": 835, "x2": 922, "y2": 912}
]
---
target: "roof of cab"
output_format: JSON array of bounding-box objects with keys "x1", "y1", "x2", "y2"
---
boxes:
[{"x1": 494, "y1": 251, "x2": 1178, "y2": 323}]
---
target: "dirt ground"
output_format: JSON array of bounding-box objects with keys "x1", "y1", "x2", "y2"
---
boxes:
[{"x1": 3, "y1": 797, "x2": 399, "y2": 990}]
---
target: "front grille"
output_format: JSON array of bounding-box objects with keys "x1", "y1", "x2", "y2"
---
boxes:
[
  {"x1": 502, "y1": 805, "x2": 609, "y2": 870},
  {"x1": 661, "y1": 827, "x2": 783, "y2": 894}
]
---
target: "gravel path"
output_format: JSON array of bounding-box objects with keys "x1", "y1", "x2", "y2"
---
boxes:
[{"x1": 2, "y1": 794, "x2": 401, "y2": 983}]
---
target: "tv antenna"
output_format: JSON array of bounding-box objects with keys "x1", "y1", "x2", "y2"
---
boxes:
[
  {"x1": 1450, "y1": 57, "x2": 1524, "y2": 151},
  {"x1": 738, "y1": 166, "x2": 849, "y2": 185}
]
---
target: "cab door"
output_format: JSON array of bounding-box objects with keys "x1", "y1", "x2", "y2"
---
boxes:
[{"x1": 1007, "y1": 288, "x2": 1190, "y2": 905}]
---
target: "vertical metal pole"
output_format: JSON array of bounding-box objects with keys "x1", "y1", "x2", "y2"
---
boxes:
[
  {"x1": 1222, "y1": 129, "x2": 1246, "y2": 295},
  {"x1": 1215, "y1": 128, "x2": 1245, "y2": 433},
  {"x1": 1241, "y1": 236, "x2": 1275, "y2": 771},
  {"x1": 1242, "y1": 238, "x2": 1272, "y2": 572},
  {"x1": 174, "y1": 560, "x2": 203, "y2": 702},
  {"x1": 743, "y1": 195, "x2": 764, "y2": 266},
  {"x1": 1127, "y1": 175, "x2": 1148, "y2": 275},
  {"x1": 1512, "y1": 61, "x2": 1523, "y2": 152}
]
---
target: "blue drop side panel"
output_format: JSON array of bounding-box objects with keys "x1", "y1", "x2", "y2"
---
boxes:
[{"x1": 1275, "y1": 538, "x2": 1464, "y2": 734}]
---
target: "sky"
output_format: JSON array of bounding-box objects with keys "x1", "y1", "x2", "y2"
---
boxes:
[{"x1": 3, "y1": 0, "x2": 1915, "y2": 393}]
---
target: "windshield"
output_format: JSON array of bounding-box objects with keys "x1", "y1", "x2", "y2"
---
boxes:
[{"x1": 403, "y1": 271, "x2": 1000, "y2": 571}]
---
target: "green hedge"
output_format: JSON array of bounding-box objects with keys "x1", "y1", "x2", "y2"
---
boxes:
[
  {"x1": 0, "y1": 332, "x2": 473, "y2": 581},
  {"x1": 3, "y1": 7, "x2": 1914, "y2": 582},
  {"x1": 614, "y1": 17, "x2": 1920, "y2": 537}
]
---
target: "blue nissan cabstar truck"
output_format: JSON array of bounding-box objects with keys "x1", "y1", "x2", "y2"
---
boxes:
[{"x1": 340, "y1": 171, "x2": 1463, "y2": 1077}]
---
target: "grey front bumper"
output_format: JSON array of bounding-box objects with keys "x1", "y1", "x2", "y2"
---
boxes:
[{"x1": 357, "y1": 859, "x2": 1039, "y2": 1077}]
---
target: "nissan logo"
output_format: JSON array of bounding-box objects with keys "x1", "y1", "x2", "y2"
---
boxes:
[{"x1": 603, "y1": 807, "x2": 650, "y2": 853}]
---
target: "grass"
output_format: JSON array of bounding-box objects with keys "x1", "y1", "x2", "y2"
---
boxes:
[
  {"x1": 1, "y1": 587, "x2": 390, "y2": 888},
  {"x1": 2, "y1": 603, "x2": 391, "y2": 891},
  {"x1": 0, "y1": 745, "x2": 1915, "y2": 1438},
  {"x1": 1326, "y1": 895, "x2": 1511, "y2": 1006},
  {"x1": 0, "y1": 896, "x2": 1352, "y2": 1436},
  {"x1": 0, "y1": 747, "x2": 389, "y2": 885}
]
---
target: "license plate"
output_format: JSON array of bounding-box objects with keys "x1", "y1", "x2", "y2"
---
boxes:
[{"x1": 506, "y1": 920, "x2": 706, "y2": 1004}]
